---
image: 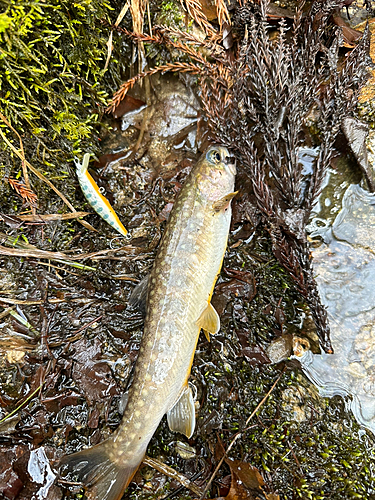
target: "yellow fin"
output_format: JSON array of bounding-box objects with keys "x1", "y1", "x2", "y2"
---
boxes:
[
  {"x1": 167, "y1": 384, "x2": 195, "y2": 438},
  {"x1": 196, "y1": 303, "x2": 220, "y2": 337},
  {"x1": 212, "y1": 191, "x2": 238, "y2": 212}
]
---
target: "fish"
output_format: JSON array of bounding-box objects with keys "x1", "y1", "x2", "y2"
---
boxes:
[
  {"x1": 76, "y1": 153, "x2": 127, "y2": 236},
  {"x1": 60, "y1": 146, "x2": 237, "y2": 500}
]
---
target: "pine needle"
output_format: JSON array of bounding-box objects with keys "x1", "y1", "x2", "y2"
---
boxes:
[
  {"x1": 108, "y1": 61, "x2": 203, "y2": 112},
  {"x1": 216, "y1": 0, "x2": 231, "y2": 29},
  {"x1": 7, "y1": 178, "x2": 38, "y2": 207},
  {"x1": 181, "y1": 0, "x2": 215, "y2": 36}
]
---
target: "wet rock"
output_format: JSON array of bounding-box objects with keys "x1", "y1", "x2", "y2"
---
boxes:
[{"x1": 266, "y1": 334, "x2": 293, "y2": 364}]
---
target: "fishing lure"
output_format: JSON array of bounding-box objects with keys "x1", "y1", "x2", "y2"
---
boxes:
[{"x1": 76, "y1": 153, "x2": 127, "y2": 236}]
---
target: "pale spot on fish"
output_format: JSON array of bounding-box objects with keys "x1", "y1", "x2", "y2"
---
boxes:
[
  {"x1": 134, "y1": 422, "x2": 141, "y2": 429},
  {"x1": 146, "y1": 340, "x2": 153, "y2": 348},
  {"x1": 129, "y1": 433, "x2": 136, "y2": 440},
  {"x1": 135, "y1": 410, "x2": 141, "y2": 417},
  {"x1": 138, "y1": 400, "x2": 145, "y2": 407},
  {"x1": 145, "y1": 373, "x2": 151, "y2": 382},
  {"x1": 142, "y1": 388, "x2": 148, "y2": 396}
]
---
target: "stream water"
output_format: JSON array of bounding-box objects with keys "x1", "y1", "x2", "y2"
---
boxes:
[{"x1": 296, "y1": 157, "x2": 375, "y2": 435}]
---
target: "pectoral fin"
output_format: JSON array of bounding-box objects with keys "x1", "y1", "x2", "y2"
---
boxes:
[
  {"x1": 212, "y1": 191, "x2": 238, "y2": 212},
  {"x1": 129, "y1": 274, "x2": 149, "y2": 315},
  {"x1": 196, "y1": 303, "x2": 220, "y2": 341},
  {"x1": 167, "y1": 384, "x2": 195, "y2": 438}
]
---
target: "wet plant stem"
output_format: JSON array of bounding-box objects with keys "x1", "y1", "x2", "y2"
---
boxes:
[
  {"x1": 0, "y1": 384, "x2": 43, "y2": 424},
  {"x1": 143, "y1": 456, "x2": 204, "y2": 497}
]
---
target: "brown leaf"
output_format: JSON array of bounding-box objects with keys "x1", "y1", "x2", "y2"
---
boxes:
[
  {"x1": 241, "y1": 344, "x2": 270, "y2": 366},
  {"x1": 199, "y1": 457, "x2": 278, "y2": 500},
  {"x1": 225, "y1": 458, "x2": 264, "y2": 490},
  {"x1": 112, "y1": 94, "x2": 146, "y2": 119},
  {"x1": 158, "y1": 203, "x2": 174, "y2": 222},
  {"x1": 71, "y1": 338, "x2": 119, "y2": 405},
  {"x1": 0, "y1": 447, "x2": 25, "y2": 500}
]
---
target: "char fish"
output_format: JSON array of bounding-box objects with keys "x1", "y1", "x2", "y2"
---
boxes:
[{"x1": 60, "y1": 146, "x2": 236, "y2": 499}]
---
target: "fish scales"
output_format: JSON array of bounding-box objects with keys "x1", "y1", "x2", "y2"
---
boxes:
[{"x1": 59, "y1": 146, "x2": 236, "y2": 500}]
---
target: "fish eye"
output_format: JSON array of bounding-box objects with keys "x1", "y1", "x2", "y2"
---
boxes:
[{"x1": 207, "y1": 149, "x2": 221, "y2": 164}]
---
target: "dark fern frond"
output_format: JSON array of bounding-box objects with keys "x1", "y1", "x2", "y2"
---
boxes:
[{"x1": 304, "y1": 24, "x2": 370, "y2": 211}]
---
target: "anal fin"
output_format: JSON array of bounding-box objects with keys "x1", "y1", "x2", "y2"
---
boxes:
[
  {"x1": 167, "y1": 384, "x2": 196, "y2": 438},
  {"x1": 196, "y1": 303, "x2": 220, "y2": 342},
  {"x1": 212, "y1": 191, "x2": 238, "y2": 212}
]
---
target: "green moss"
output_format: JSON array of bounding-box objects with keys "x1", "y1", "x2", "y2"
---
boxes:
[
  {"x1": 158, "y1": 0, "x2": 184, "y2": 26},
  {"x1": 0, "y1": 0, "x2": 128, "y2": 157}
]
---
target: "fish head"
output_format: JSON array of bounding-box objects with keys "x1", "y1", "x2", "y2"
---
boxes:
[
  {"x1": 197, "y1": 146, "x2": 236, "y2": 200},
  {"x1": 205, "y1": 146, "x2": 236, "y2": 176}
]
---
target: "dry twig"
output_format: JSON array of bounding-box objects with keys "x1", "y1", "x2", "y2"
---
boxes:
[{"x1": 143, "y1": 456, "x2": 204, "y2": 497}]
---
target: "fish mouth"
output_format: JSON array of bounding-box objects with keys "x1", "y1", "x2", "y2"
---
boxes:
[{"x1": 225, "y1": 155, "x2": 236, "y2": 175}]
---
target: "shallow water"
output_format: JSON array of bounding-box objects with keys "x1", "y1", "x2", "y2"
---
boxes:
[{"x1": 296, "y1": 182, "x2": 375, "y2": 434}]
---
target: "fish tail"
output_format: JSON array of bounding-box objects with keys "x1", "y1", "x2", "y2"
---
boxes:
[{"x1": 59, "y1": 441, "x2": 142, "y2": 500}]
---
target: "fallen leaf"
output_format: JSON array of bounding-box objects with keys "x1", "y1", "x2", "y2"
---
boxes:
[
  {"x1": 196, "y1": 457, "x2": 279, "y2": 500},
  {"x1": 112, "y1": 94, "x2": 146, "y2": 119}
]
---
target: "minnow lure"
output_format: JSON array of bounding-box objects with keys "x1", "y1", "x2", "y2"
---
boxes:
[
  {"x1": 61, "y1": 146, "x2": 237, "y2": 500},
  {"x1": 76, "y1": 153, "x2": 127, "y2": 236}
]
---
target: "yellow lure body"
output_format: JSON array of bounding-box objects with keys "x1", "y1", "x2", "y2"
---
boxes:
[{"x1": 76, "y1": 153, "x2": 127, "y2": 236}]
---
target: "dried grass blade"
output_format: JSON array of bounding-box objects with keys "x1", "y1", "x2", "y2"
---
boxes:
[
  {"x1": 0, "y1": 111, "x2": 30, "y2": 191},
  {"x1": 9, "y1": 310, "x2": 40, "y2": 337},
  {"x1": 104, "y1": 1, "x2": 130, "y2": 70},
  {"x1": 0, "y1": 384, "x2": 43, "y2": 424},
  {"x1": 12, "y1": 212, "x2": 91, "y2": 222},
  {"x1": 130, "y1": 0, "x2": 148, "y2": 34},
  {"x1": 143, "y1": 456, "x2": 204, "y2": 497}
]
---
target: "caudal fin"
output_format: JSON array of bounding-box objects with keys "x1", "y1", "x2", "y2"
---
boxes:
[{"x1": 59, "y1": 442, "x2": 141, "y2": 500}]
